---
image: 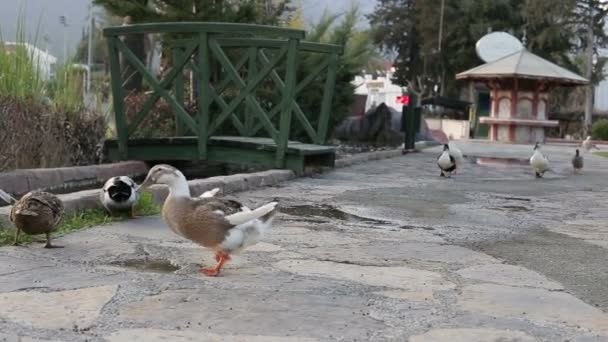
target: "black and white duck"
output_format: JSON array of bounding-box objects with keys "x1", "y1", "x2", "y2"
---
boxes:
[
  {"x1": 437, "y1": 144, "x2": 456, "y2": 177},
  {"x1": 100, "y1": 176, "x2": 139, "y2": 217}
]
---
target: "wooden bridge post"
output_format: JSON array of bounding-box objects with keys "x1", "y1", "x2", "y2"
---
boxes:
[
  {"x1": 197, "y1": 32, "x2": 211, "y2": 160},
  {"x1": 107, "y1": 37, "x2": 129, "y2": 159},
  {"x1": 245, "y1": 47, "x2": 258, "y2": 136},
  {"x1": 276, "y1": 38, "x2": 299, "y2": 168},
  {"x1": 316, "y1": 53, "x2": 339, "y2": 144},
  {"x1": 173, "y1": 47, "x2": 187, "y2": 136}
]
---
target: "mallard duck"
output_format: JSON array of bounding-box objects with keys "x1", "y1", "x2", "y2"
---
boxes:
[
  {"x1": 448, "y1": 141, "x2": 464, "y2": 173},
  {"x1": 530, "y1": 142, "x2": 550, "y2": 178},
  {"x1": 100, "y1": 176, "x2": 139, "y2": 217},
  {"x1": 0, "y1": 190, "x2": 64, "y2": 248},
  {"x1": 437, "y1": 144, "x2": 456, "y2": 177},
  {"x1": 582, "y1": 136, "x2": 599, "y2": 153},
  {"x1": 139, "y1": 164, "x2": 278, "y2": 277},
  {"x1": 572, "y1": 149, "x2": 584, "y2": 173}
]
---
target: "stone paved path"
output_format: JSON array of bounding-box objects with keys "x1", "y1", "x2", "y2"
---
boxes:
[{"x1": 1, "y1": 142, "x2": 607, "y2": 341}]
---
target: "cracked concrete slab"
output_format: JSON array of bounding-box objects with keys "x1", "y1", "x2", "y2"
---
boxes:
[
  {"x1": 408, "y1": 328, "x2": 538, "y2": 342},
  {"x1": 457, "y1": 284, "x2": 608, "y2": 333},
  {"x1": 274, "y1": 259, "x2": 455, "y2": 301},
  {"x1": 456, "y1": 264, "x2": 564, "y2": 290},
  {"x1": 106, "y1": 329, "x2": 319, "y2": 342},
  {"x1": 0, "y1": 285, "x2": 116, "y2": 330}
]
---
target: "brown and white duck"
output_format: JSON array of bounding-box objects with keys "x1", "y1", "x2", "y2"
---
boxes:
[
  {"x1": 139, "y1": 164, "x2": 278, "y2": 276},
  {"x1": 0, "y1": 190, "x2": 64, "y2": 248}
]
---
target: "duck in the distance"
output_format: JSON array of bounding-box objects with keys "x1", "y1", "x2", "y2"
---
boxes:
[
  {"x1": 100, "y1": 176, "x2": 140, "y2": 218},
  {"x1": 138, "y1": 164, "x2": 278, "y2": 277},
  {"x1": 0, "y1": 189, "x2": 64, "y2": 248},
  {"x1": 572, "y1": 149, "x2": 584, "y2": 173},
  {"x1": 581, "y1": 136, "x2": 599, "y2": 153},
  {"x1": 448, "y1": 141, "x2": 465, "y2": 173},
  {"x1": 530, "y1": 142, "x2": 550, "y2": 178},
  {"x1": 437, "y1": 144, "x2": 457, "y2": 177}
]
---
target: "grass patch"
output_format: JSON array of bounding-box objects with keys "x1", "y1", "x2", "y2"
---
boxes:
[
  {"x1": 594, "y1": 151, "x2": 608, "y2": 158},
  {"x1": 0, "y1": 191, "x2": 160, "y2": 247}
]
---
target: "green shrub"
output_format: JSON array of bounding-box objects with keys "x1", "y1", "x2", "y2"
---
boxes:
[{"x1": 592, "y1": 119, "x2": 608, "y2": 140}]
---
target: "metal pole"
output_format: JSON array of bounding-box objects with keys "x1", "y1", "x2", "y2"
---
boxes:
[
  {"x1": 438, "y1": 0, "x2": 445, "y2": 96},
  {"x1": 86, "y1": 5, "x2": 93, "y2": 95},
  {"x1": 584, "y1": 0, "x2": 594, "y2": 136}
]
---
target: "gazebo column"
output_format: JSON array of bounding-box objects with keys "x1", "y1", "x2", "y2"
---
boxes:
[
  {"x1": 508, "y1": 78, "x2": 518, "y2": 143},
  {"x1": 490, "y1": 81, "x2": 500, "y2": 141}
]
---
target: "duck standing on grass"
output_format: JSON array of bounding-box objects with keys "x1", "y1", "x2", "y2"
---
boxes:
[
  {"x1": 0, "y1": 190, "x2": 64, "y2": 248},
  {"x1": 572, "y1": 149, "x2": 584, "y2": 173},
  {"x1": 530, "y1": 142, "x2": 550, "y2": 178},
  {"x1": 437, "y1": 144, "x2": 457, "y2": 177},
  {"x1": 100, "y1": 176, "x2": 140, "y2": 218},
  {"x1": 138, "y1": 164, "x2": 278, "y2": 277}
]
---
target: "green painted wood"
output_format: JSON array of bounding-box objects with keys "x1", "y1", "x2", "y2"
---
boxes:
[
  {"x1": 116, "y1": 39, "x2": 198, "y2": 134},
  {"x1": 104, "y1": 22, "x2": 343, "y2": 171},
  {"x1": 258, "y1": 50, "x2": 317, "y2": 142},
  {"x1": 245, "y1": 47, "x2": 257, "y2": 136},
  {"x1": 173, "y1": 47, "x2": 186, "y2": 136},
  {"x1": 299, "y1": 41, "x2": 344, "y2": 54},
  {"x1": 207, "y1": 44, "x2": 287, "y2": 137},
  {"x1": 103, "y1": 137, "x2": 334, "y2": 173},
  {"x1": 128, "y1": 41, "x2": 198, "y2": 136},
  {"x1": 276, "y1": 38, "x2": 299, "y2": 168},
  {"x1": 104, "y1": 22, "x2": 305, "y2": 39},
  {"x1": 317, "y1": 53, "x2": 339, "y2": 144},
  {"x1": 198, "y1": 32, "x2": 211, "y2": 160},
  {"x1": 107, "y1": 37, "x2": 128, "y2": 159},
  {"x1": 294, "y1": 58, "x2": 330, "y2": 94}
]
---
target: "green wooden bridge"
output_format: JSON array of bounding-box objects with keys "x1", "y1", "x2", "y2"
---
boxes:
[{"x1": 103, "y1": 22, "x2": 343, "y2": 172}]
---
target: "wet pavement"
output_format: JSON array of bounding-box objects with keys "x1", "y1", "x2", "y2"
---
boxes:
[{"x1": 0, "y1": 141, "x2": 607, "y2": 341}]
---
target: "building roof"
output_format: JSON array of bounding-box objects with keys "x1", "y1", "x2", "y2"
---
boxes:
[{"x1": 456, "y1": 49, "x2": 588, "y2": 85}]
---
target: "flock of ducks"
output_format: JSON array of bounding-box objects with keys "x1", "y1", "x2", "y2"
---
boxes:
[
  {"x1": 0, "y1": 165, "x2": 278, "y2": 277},
  {"x1": 0, "y1": 136, "x2": 601, "y2": 275},
  {"x1": 438, "y1": 136, "x2": 599, "y2": 178}
]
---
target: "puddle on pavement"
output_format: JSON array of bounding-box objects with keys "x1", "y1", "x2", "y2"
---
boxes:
[
  {"x1": 111, "y1": 259, "x2": 179, "y2": 274},
  {"x1": 494, "y1": 196, "x2": 531, "y2": 202},
  {"x1": 471, "y1": 156, "x2": 530, "y2": 167},
  {"x1": 281, "y1": 204, "x2": 393, "y2": 226},
  {"x1": 488, "y1": 205, "x2": 531, "y2": 212},
  {"x1": 400, "y1": 224, "x2": 435, "y2": 231}
]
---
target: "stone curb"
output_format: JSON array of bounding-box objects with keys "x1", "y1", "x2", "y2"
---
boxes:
[
  {"x1": 0, "y1": 148, "x2": 412, "y2": 227},
  {"x1": 0, "y1": 161, "x2": 148, "y2": 198}
]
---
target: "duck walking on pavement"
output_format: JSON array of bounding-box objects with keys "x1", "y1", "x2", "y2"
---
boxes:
[
  {"x1": 572, "y1": 149, "x2": 584, "y2": 173},
  {"x1": 0, "y1": 190, "x2": 64, "y2": 248},
  {"x1": 138, "y1": 164, "x2": 278, "y2": 277},
  {"x1": 530, "y1": 142, "x2": 550, "y2": 178},
  {"x1": 438, "y1": 144, "x2": 457, "y2": 178}
]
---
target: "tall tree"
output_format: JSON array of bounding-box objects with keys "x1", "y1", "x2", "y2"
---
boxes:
[{"x1": 368, "y1": 0, "x2": 430, "y2": 102}]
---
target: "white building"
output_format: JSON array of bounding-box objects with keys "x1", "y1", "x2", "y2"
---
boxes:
[
  {"x1": 352, "y1": 67, "x2": 404, "y2": 113},
  {"x1": 3, "y1": 42, "x2": 57, "y2": 80}
]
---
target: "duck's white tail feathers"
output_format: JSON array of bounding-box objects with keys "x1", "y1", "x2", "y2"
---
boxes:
[
  {"x1": 200, "y1": 188, "x2": 220, "y2": 198},
  {"x1": 225, "y1": 202, "x2": 278, "y2": 225},
  {"x1": 0, "y1": 189, "x2": 16, "y2": 204}
]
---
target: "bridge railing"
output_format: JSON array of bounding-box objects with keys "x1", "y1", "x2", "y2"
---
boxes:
[{"x1": 103, "y1": 22, "x2": 342, "y2": 167}]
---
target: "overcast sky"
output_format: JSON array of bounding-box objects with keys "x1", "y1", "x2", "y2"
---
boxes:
[{"x1": 0, "y1": 0, "x2": 377, "y2": 61}]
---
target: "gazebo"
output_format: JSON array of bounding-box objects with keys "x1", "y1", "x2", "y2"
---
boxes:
[{"x1": 456, "y1": 49, "x2": 588, "y2": 144}]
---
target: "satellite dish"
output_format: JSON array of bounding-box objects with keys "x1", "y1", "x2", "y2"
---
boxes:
[{"x1": 476, "y1": 31, "x2": 523, "y2": 63}]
